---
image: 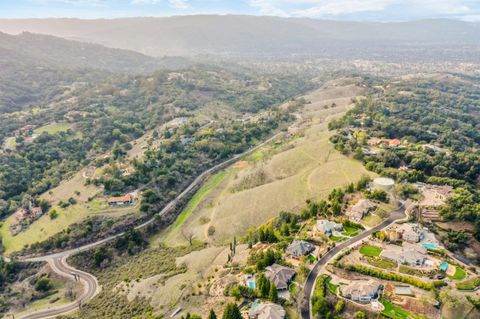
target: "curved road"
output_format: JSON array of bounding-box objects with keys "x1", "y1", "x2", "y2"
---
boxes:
[
  {"x1": 17, "y1": 131, "x2": 284, "y2": 319},
  {"x1": 300, "y1": 205, "x2": 407, "y2": 319},
  {"x1": 19, "y1": 256, "x2": 99, "y2": 319}
]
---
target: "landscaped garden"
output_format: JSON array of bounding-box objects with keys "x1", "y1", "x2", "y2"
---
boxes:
[
  {"x1": 364, "y1": 256, "x2": 397, "y2": 270},
  {"x1": 342, "y1": 225, "x2": 361, "y2": 237},
  {"x1": 380, "y1": 298, "x2": 430, "y2": 319},
  {"x1": 359, "y1": 245, "x2": 382, "y2": 257},
  {"x1": 456, "y1": 276, "x2": 480, "y2": 290},
  {"x1": 449, "y1": 265, "x2": 467, "y2": 280},
  {"x1": 325, "y1": 276, "x2": 338, "y2": 295}
]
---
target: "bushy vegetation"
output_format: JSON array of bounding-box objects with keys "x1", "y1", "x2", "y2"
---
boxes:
[
  {"x1": 0, "y1": 258, "x2": 43, "y2": 315},
  {"x1": 456, "y1": 276, "x2": 480, "y2": 291},
  {"x1": 67, "y1": 242, "x2": 202, "y2": 319},
  {"x1": 0, "y1": 64, "x2": 311, "y2": 224},
  {"x1": 247, "y1": 249, "x2": 283, "y2": 271},
  {"x1": 329, "y1": 76, "x2": 480, "y2": 239},
  {"x1": 342, "y1": 264, "x2": 437, "y2": 290}
]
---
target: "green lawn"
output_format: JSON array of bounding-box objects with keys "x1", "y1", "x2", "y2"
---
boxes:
[
  {"x1": 342, "y1": 225, "x2": 360, "y2": 237},
  {"x1": 359, "y1": 245, "x2": 382, "y2": 257},
  {"x1": 449, "y1": 265, "x2": 467, "y2": 280},
  {"x1": 381, "y1": 298, "x2": 429, "y2": 319},
  {"x1": 456, "y1": 276, "x2": 480, "y2": 290},
  {"x1": 325, "y1": 276, "x2": 338, "y2": 295},
  {"x1": 365, "y1": 256, "x2": 397, "y2": 270},
  {"x1": 330, "y1": 235, "x2": 345, "y2": 242},
  {"x1": 34, "y1": 123, "x2": 72, "y2": 134},
  {"x1": 163, "y1": 170, "x2": 228, "y2": 244}
]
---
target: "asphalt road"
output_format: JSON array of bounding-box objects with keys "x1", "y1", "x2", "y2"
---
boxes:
[
  {"x1": 16, "y1": 131, "x2": 284, "y2": 319},
  {"x1": 18, "y1": 256, "x2": 99, "y2": 319},
  {"x1": 300, "y1": 205, "x2": 407, "y2": 319}
]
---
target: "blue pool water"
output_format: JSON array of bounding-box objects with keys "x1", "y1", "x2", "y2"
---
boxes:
[
  {"x1": 248, "y1": 281, "x2": 255, "y2": 289},
  {"x1": 439, "y1": 262, "x2": 448, "y2": 271},
  {"x1": 422, "y1": 243, "x2": 439, "y2": 249}
]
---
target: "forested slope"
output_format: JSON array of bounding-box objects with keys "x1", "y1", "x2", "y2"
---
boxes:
[{"x1": 329, "y1": 74, "x2": 480, "y2": 239}]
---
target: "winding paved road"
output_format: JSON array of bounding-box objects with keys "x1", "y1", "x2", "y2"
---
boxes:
[
  {"x1": 17, "y1": 131, "x2": 284, "y2": 319},
  {"x1": 19, "y1": 257, "x2": 99, "y2": 319},
  {"x1": 300, "y1": 205, "x2": 407, "y2": 319}
]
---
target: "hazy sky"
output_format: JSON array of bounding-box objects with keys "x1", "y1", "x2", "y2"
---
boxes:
[{"x1": 1, "y1": 0, "x2": 480, "y2": 21}]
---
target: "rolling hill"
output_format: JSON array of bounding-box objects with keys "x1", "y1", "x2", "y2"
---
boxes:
[{"x1": 0, "y1": 31, "x2": 157, "y2": 73}]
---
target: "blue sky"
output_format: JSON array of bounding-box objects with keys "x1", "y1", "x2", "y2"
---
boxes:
[{"x1": 1, "y1": 0, "x2": 480, "y2": 21}]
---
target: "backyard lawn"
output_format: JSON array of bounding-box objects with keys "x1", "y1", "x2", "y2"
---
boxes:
[
  {"x1": 456, "y1": 276, "x2": 480, "y2": 290},
  {"x1": 359, "y1": 245, "x2": 382, "y2": 257},
  {"x1": 364, "y1": 256, "x2": 397, "y2": 270},
  {"x1": 381, "y1": 298, "x2": 429, "y2": 319},
  {"x1": 330, "y1": 235, "x2": 345, "y2": 242},
  {"x1": 449, "y1": 265, "x2": 467, "y2": 280},
  {"x1": 342, "y1": 225, "x2": 361, "y2": 237},
  {"x1": 325, "y1": 276, "x2": 338, "y2": 295}
]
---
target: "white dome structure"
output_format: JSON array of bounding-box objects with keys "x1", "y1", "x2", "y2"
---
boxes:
[{"x1": 372, "y1": 177, "x2": 395, "y2": 191}]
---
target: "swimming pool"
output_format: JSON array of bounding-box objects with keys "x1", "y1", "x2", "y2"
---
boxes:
[
  {"x1": 248, "y1": 280, "x2": 255, "y2": 289},
  {"x1": 439, "y1": 262, "x2": 448, "y2": 271},
  {"x1": 422, "y1": 243, "x2": 439, "y2": 249}
]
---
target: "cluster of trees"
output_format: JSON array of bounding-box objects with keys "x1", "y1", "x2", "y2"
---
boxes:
[
  {"x1": 311, "y1": 275, "x2": 350, "y2": 319},
  {"x1": 364, "y1": 189, "x2": 389, "y2": 203},
  {"x1": 255, "y1": 273, "x2": 278, "y2": 302},
  {"x1": 245, "y1": 175, "x2": 373, "y2": 250},
  {"x1": 329, "y1": 77, "x2": 480, "y2": 233},
  {"x1": 0, "y1": 65, "x2": 310, "y2": 222},
  {"x1": 0, "y1": 257, "x2": 43, "y2": 315},
  {"x1": 247, "y1": 249, "x2": 283, "y2": 271},
  {"x1": 99, "y1": 113, "x2": 290, "y2": 217}
]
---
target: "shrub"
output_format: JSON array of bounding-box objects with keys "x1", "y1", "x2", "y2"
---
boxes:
[
  {"x1": 49, "y1": 209, "x2": 58, "y2": 220},
  {"x1": 35, "y1": 277, "x2": 52, "y2": 292},
  {"x1": 343, "y1": 264, "x2": 436, "y2": 290}
]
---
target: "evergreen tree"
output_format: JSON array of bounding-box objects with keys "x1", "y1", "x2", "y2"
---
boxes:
[
  {"x1": 268, "y1": 282, "x2": 278, "y2": 303},
  {"x1": 222, "y1": 303, "x2": 243, "y2": 319},
  {"x1": 208, "y1": 309, "x2": 217, "y2": 319},
  {"x1": 256, "y1": 273, "x2": 270, "y2": 298}
]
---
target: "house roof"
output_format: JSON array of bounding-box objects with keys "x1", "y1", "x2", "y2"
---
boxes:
[
  {"x1": 265, "y1": 264, "x2": 295, "y2": 290},
  {"x1": 347, "y1": 199, "x2": 376, "y2": 219},
  {"x1": 108, "y1": 194, "x2": 132, "y2": 203},
  {"x1": 31, "y1": 207, "x2": 43, "y2": 215},
  {"x1": 385, "y1": 138, "x2": 401, "y2": 146},
  {"x1": 13, "y1": 209, "x2": 28, "y2": 220},
  {"x1": 286, "y1": 240, "x2": 314, "y2": 256},
  {"x1": 342, "y1": 279, "x2": 381, "y2": 299},
  {"x1": 250, "y1": 303, "x2": 285, "y2": 319},
  {"x1": 367, "y1": 138, "x2": 381, "y2": 146},
  {"x1": 380, "y1": 242, "x2": 427, "y2": 264},
  {"x1": 316, "y1": 220, "x2": 342, "y2": 233}
]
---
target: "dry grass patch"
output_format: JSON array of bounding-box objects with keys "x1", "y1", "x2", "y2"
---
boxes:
[{"x1": 164, "y1": 81, "x2": 372, "y2": 246}]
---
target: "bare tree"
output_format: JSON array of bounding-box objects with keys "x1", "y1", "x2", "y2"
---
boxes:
[
  {"x1": 64, "y1": 282, "x2": 77, "y2": 301},
  {"x1": 182, "y1": 229, "x2": 195, "y2": 246}
]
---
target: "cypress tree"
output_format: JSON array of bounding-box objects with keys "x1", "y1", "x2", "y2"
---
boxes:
[
  {"x1": 209, "y1": 309, "x2": 217, "y2": 319},
  {"x1": 222, "y1": 303, "x2": 243, "y2": 319},
  {"x1": 268, "y1": 282, "x2": 278, "y2": 303}
]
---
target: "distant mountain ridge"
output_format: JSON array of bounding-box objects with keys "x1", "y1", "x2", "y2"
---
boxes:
[
  {"x1": 0, "y1": 16, "x2": 479, "y2": 61},
  {"x1": 0, "y1": 31, "x2": 158, "y2": 73}
]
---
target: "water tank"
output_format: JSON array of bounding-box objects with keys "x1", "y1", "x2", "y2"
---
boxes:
[{"x1": 372, "y1": 177, "x2": 395, "y2": 191}]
